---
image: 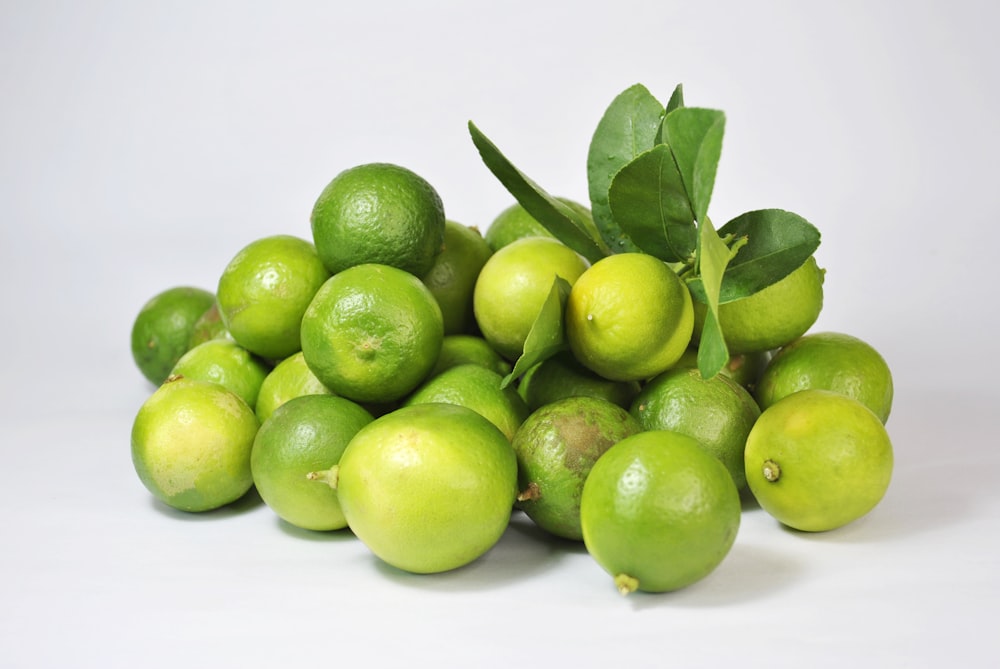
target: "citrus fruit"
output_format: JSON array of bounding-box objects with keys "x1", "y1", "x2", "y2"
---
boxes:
[
  {"x1": 131, "y1": 376, "x2": 259, "y2": 512},
  {"x1": 187, "y1": 302, "x2": 231, "y2": 349},
  {"x1": 566, "y1": 252, "x2": 693, "y2": 382},
  {"x1": 580, "y1": 430, "x2": 742, "y2": 594},
  {"x1": 216, "y1": 234, "x2": 330, "y2": 361},
  {"x1": 130, "y1": 286, "x2": 216, "y2": 385},
  {"x1": 483, "y1": 200, "x2": 558, "y2": 251},
  {"x1": 421, "y1": 220, "x2": 493, "y2": 335},
  {"x1": 332, "y1": 403, "x2": 518, "y2": 574},
  {"x1": 169, "y1": 339, "x2": 270, "y2": 410},
  {"x1": 428, "y1": 335, "x2": 511, "y2": 378},
  {"x1": 744, "y1": 389, "x2": 893, "y2": 532},
  {"x1": 310, "y1": 162, "x2": 446, "y2": 276},
  {"x1": 671, "y1": 346, "x2": 771, "y2": 394},
  {"x1": 254, "y1": 351, "x2": 334, "y2": 424},
  {"x1": 512, "y1": 396, "x2": 642, "y2": 540},
  {"x1": 300, "y1": 263, "x2": 444, "y2": 404},
  {"x1": 473, "y1": 237, "x2": 589, "y2": 361},
  {"x1": 630, "y1": 367, "x2": 761, "y2": 492},
  {"x1": 251, "y1": 395, "x2": 374, "y2": 531},
  {"x1": 402, "y1": 363, "x2": 529, "y2": 441},
  {"x1": 517, "y1": 351, "x2": 641, "y2": 411},
  {"x1": 755, "y1": 331, "x2": 894, "y2": 423},
  {"x1": 693, "y1": 255, "x2": 825, "y2": 354}
]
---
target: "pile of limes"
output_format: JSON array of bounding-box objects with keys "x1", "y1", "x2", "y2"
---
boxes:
[{"x1": 129, "y1": 156, "x2": 895, "y2": 596}]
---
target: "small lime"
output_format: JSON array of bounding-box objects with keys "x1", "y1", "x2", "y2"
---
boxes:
[
  {"x1": 130, "y1": 286, "x2": 216, "y2": 385},
  {"x1": 170, "y1": 339, "x2": 270, "y2": 410},
  {"x1": 255, "y1": 351, "x2": 334, "y2": 424},
  {"x1": 421, "y1": 220, "x2": 493, "y2": 335}
]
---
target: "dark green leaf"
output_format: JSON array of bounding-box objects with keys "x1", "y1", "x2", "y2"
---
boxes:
[
  {"x1": 661, "y1": 108, "x2": 725, "y2": 224},
  {"x1": 656, "y1": 83, "x2": 685, "y2": 144},
  {"x1": 500, "y1": 276, "x2": 573, "y2": 388},
  {"x1": 469, "y1": 122, "x2": 610, "y2": 264},
  {"x1": 586, "y1": 84, "x2": 665, "y2": 253},
  {"x1": 687, "y1": 209, "x2": 821, "y2": 303},
  {"x1": 607, "y1": 145, "x2": 696, "y2": 262}
]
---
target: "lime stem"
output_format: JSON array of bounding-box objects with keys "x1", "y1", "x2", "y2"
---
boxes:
[
  {"x1": 762, "y1": 459, "x2": 781, "y2": 483},
  {"x1": 516, "y1": 482, "x2": 540, "y2": 503},
  {"x1": 306, "y1": 466, "x2": 340, "y2": 490},
  {"x1": 614, "y1": 573, "x2": 639, "y2": 596}
]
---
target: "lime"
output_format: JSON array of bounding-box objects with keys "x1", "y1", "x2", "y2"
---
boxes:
[
  {"x1": 473, "y1": 237, "x2": 589, "y2": 361},
  {"x1": 671, "y1": 346, "x2": 771, "y2": 394},
  {"x1": 421, "y1": 220, "x2": 493, "y2": 335},
  {"x1": 693, "y1": 255, "x2": 825, "y2": 354},
  {"x1": 755, "y1": 331, "x2": 894, "y2": 423},
  {"x1": 566, "y1": 252, "x2": 693, "y2": 382},
  {"x1": 251, "y1": 395, "x2": 373, "y2": 531},
  {"x1": 310, "y1": 162, "x2": 446, "y2": 277},
  {"x1": 332, "y1": 403, "x2": 518, "y2": 574},
  {"x1": 512, "y1": 396, "x2": 642, "y2": 540},
  {"x1": 630, "y1": 367, "x2": 761, "y2": 492},
  {"x1": 170, "y1": 339, "x2": 270, "y2": 410},
  {"x1": 744, "y1": 389, "x2": 893, "y2": 532},
  {"x1": 187, "y1": 302, "x2": 231, "y2": 349},
  {"x1": 216, "y1": 234, "x2": 330, "y2": 361},
  {"x1": 130, "y1": 286, "x2": 216, "y2": 385},
  {"x1": 300, "y1": 263, "x2": 444, "y2": 404},
  {"x1": 517, "y1": 351, "x2": 641, "y2": 411},
  {"x1": 428, "y1": 335, "x2": 512, "y2": 378},
  {"x1": 403, "y1": 363, "x2": 529, "y2": 441},
  {"x1": 131, "y1": 376, "x2": 259, "y2": 512},
  {"x1": 580, "y1": 430, "x2": 741, "y2": 594},
  {"x1": 483, "y1": 200, "x2": 558, "y2": 251},
  {"x1": 254, "y1": 351, "x2": 334, "y2": 424}
]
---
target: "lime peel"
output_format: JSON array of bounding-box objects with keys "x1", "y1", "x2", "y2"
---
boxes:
[{"x1": 614, "y1": 573, "x2": 639, "y2": 596}]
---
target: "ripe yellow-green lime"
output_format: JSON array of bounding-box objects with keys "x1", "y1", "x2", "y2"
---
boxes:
[
  {"x1": 428, "y1": 335, "x2": 511, "y2": 378},
  {"x1": 402, "y1": 363, "x2": 529, "y2": 441},
  {"x1": 566, "y1": 252, "x2": 693, "y2": 382},
  {"x1": 170, "y1": 339, "x2": 270, "y2": 410},
  {"x1": 310, "y1": 162, "x2": 446, "y2": 276},
  {"x1": 332, "y1": 403, "x2": 518, "y2": 574},
  {"x1": 517, "y1": 351, "x2": 641, "y2": 411},
  {"x1": 216, "y1": 234, "x2": 330, "y2": 360},
  {"x1": 580, "y1": 430, "x2": 741, "y2": 594},
  {"x1": 630, "y1": 367, "x2": 760, "y2": 492},
  {"x1": 756, "y1": 331, "x2": 894, "y2": 423},
  {"x1": 744, "y1": 389, "x2": 893, "y2": 532},
  {"x1": 300, "y1": 263, "x2": 444, "y2": 404},
  {"x1": 251, "y1": 395, "x2": 373, "y2": 531},
  {"x1": 512, "y1": 396, "x2": 641, "y2": 540},
  {"x1": 473, "y1": 237, "x2": 589, "y2": 361},
  {"x1": 131, "y1": 376, "x2": 259, "y2": 512},
  {"x1": 130, "y1": 286, "x2": 216, "y2": 385},
  {"x1": 187, "y1": 302, "x2": 231, "y2": 349},
  {"x1": 483, "y1": 200, "x2": 562, "y2": 251},
  {"x1": 693, "y1": 255, "x2": 825, "y2": 354},
  {"x1": 254, "y1": 351, "x2": 334, "y2": 424},
  {"x1": 421, "y1": 220, "x2": 493, "y2": 335}
]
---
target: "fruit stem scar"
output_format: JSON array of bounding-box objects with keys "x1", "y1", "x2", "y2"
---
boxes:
[
  {"x1": 762, "y1": 459, "x2": 781, "y2": 482},
  {"x1": 516, "y1": 481, "x2": 540, "y2": 503},
  {"x1": 306, "y1": 466, "x2": 340, "y2": 490},
  {"x1": 614, "y1": 573, "x2": 639, "y2": 596}
]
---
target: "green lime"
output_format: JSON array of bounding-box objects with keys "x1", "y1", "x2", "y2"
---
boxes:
[
  {"x1": 630, "y1": 367, "x2": 761, "y2": 492},
  {"x1": 512, "y1": 396, "x2": 642, "y2": 540},
  {"x1": 580, "y1": 430, "x2": 741, "y2": 594},
  {"x1": 130, "y1": 286, "x2": 216, "y2": 385},
  {"x1": 671, "y1": 347, "x2": 772, "y2": 394},
  {"x1": 131, "y1": 376, "x2": 259, "y2": 512},
  {"x1": 483, "y1": 200, "x2": 558, "y2": 251},
  {"x1": 216, "y1": 234, "x2": 330, "y2": 361},
  {"x1": 251, "y1": 395, "x2": 374, "y2": 531},
  {"x1": 187, "y1": 302, "x2": 231, "y2": 349},
  {"x1": 170, "y1": 339, "x2": 270, "y2": 410},
  {"x1": 332, "y1": 403, "x2": 518, "y2": 574},
  {"x1": 744, "y1": 389, "x2": 893, "y2": 532},
  {"x1": 517, "y1": 351, "x2": 641, "y2": 411},
  {"x1": 254, "y1": 351, "x2": 334, "y2": 424},
  {"x1": 300, "y1": 263, "x2": 444, "y2": 404},
  {"x1": 310, "y1": 162, "x2": 446, "y2": 276},
  {"x1": 428, "y1": 335, "x2": 512, "y2": 378},
  {"x1": 755, "y1": 331, "x2": 894, "y2": 423},
  {"x1": 421, "y1": 220, "x2": 493, "y2": 335}
]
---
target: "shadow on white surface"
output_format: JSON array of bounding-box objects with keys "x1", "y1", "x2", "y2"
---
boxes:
[{"x1": 145, "y1": 485, "x2": 265, "y2": 520}]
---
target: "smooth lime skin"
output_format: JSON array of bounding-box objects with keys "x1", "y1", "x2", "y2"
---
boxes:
[
  {"x1": 581, "y1": 430, "x2": 741, "y2": 593},
  {"x1": 251, "y1": 395, "x2": 373, "y2": 531},
  {"x1": 427, "y1": 335, "x2": 511, "y2": 378},
  {"x1": 170, "y1": 339, "x2": 270, "y2": 410},
  {"x1": 421, "y1": 220, "x2": 493, "y2": 335},
  {"x1": 517, "y1": 351, "x2": 641, "y2": 411},
  {"x1": 255, "y1": 351, "x2": 334, "y2": 424},
  {"x1": 335, "y1": 403, "x2": 518, "y2": 574},
  {"x1": 744, "y1": 389, "x2": 894, "y2": 532},
  {"x1": 131, "y1": 377, "x2": 259, "y2": 512},
  {"x1": 130, "y1": 286, "x2": 216, "y2": 385}
]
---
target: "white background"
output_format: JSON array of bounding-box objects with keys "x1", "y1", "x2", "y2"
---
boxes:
[{"x1": 2, "y1": 1, "x2": 998, "y2": 667}]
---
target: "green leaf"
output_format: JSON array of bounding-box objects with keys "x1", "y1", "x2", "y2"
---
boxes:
[
  {"x1": 661, "y1": 107, "x2": 725, "y2": 224},
  {"x1": 468, "y1": 122, "x2": 610, "y2": 264},
  {"x1": 607, "y1": 145, "x2": 696, "y2": 262},
  {"x1": 687, "y1": 209, "x2": 821, "y2": 303},
  {"x1": 586, "y1": 83, "x2": 666, "y2": 253},
  {"x1": 694, "y1": 217, "x2": 742, "y2": 378},
  {"x1": 500, "y1": 276, "x2": 573, "y2": 388},
  {"x1": 656, "y1": 83, "x2": 685, "y2": 144}
]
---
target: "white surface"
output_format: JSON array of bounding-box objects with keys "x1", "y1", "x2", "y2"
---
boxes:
[{"x1": 2, "y1": 1, "x2": 998, "y2": 667}]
